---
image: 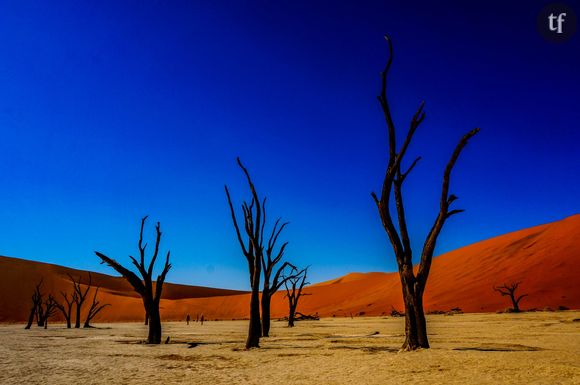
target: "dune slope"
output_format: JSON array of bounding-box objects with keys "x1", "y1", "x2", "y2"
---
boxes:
[
  {"x1": 0, "y1": 257, "x2": 247, "y2": 322},
  {"x1": 293, "y1": 214, "x2": 580, "y2": 317},
  {"x1": 0, "y1": 215, "x2": 578, "y2": 322}
]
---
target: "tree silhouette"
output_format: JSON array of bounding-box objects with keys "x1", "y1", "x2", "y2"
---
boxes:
[
  {"x1": 42, "y1": 295, "x2": 59, "y2": 329},
  {"x1": 261, "y1": 219, "x2": 295, "y2": 337},
  {"x1": 68, "y1": 273, "x2": 92, "y2": 328},
  {"x1": 25, "y1": 279, "x2": 43, "y2": 329},
  {"x1": 371, "y1": 35, "x2": 479, "y2": 350},
  {"x1": 283, "y1": 266, "x2": 309, "y2": 327},
  {"x1": 225, "y1": 157, "x2": 267, "y2": 349},
  {"x1": 494, "y1": 282, "x2": 528, "y2": 313},
  {"x1": 36, "y1": 292, "x2": 46, "y2": 327},
  {"x1": 55, "y1": 291, "x2": 77, "y2": 328},
  {"x1": 84, "y1": 287, "x2": 110, "y2": 327},
  {"x1": 95, "y1": 216, "x2": 171, "y2": 344}
]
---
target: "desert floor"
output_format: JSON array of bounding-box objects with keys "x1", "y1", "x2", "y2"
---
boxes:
[{"x1": 0, "y1": 312, "x2": 579, "y2": 384}]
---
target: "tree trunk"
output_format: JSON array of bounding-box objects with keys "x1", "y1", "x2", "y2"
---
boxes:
[
  {"x1": 95, "y1": 217, "x2": 170, "y2": 345},
  {"x1": 36, "y1": 305, "x2": 44, "y2": 327},
  {"x1": 246, "y1": 269, "x2": 261, "y2": 349},
  {"x1": 246, "y1": 288, "x2": 261, "y2": 348},
  {"x1": 63, "y1": 306, "x2": 72, "y2": 329},
  {"x1": 288, "y1": 305, "x2": 296, "y2": 327},
  {"x1": 415, "y1": 292, "x2": 428, "y2": 347},
  {"x1": 400, "y1": 270, "x2": 429, "y2": 350},
  {"x1": 74, "y1": 304, "x2": 81, "y2": 328},
  {"x1": 511, "y1": 294, "x2": 520, "y2": 312},
  {"x1": 261, "y1": 291, "x2": 271, "y2": 337},
  {"x1": 25, "y1": 307, "x2": 36, "y2": 329},
  {"x1": 147, "y1": 305, "x2": 162, "y2": 344}
]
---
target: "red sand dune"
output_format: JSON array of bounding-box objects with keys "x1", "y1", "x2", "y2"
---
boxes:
[
  {"x1": 1, "y1": 215, "x2": 578, "y2": 323},
  {"x1": 0, "y1": 258, "x2": 247, "y2": 322}
]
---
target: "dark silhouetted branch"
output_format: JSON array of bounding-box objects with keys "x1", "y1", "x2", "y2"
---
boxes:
[
  {"x1": 84, "y1": 287, "x2": 110, "y2": 327},
  {"x1": 95, "y1": 216, "x2": 171, "y2": 344},
  {"x1": 371, "y1": 35, "x2": 479, "y2": 350}
]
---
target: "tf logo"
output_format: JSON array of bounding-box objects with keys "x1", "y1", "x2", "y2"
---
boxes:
[
  {"x1": 537, "y1": 3, "x2": 577, "y2": 42},
  {"x1": 549, "y1": 12, "x2": 567, "y2": 34}
]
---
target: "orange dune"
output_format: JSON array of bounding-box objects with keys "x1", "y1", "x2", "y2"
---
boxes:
[
  {"x1": 0, "y1": 257, "x2": 247, "y2": 323},
  {"x1": 1, "y1": 215, "x2": 578, "y2": 323}
]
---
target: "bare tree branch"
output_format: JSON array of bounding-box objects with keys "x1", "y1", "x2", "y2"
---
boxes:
[
  {"x1": 25, "y1": 279, "x2": 43, "y2": 329},
  {"x1": 54, "y1": 290, "x2": 76, "y2": 328},
  {"x1": 225, "y1": 185, "x2": 250, "y2": 259},
  {"x1": 494, "y1": 282, "x2": 527, "y2": 312},
  {"x1": 95, "y1": 253, "x2": 145, "y2": 295},
  {"x1": 95, "y1": 216, "x2": 171, "y2": 344},
  {"x1": 42, "y1": 295, "x2": 59, "y2": 329},
  {"x1": 84, "y1": 287, "x2": 110, "y2": 327},
  {"x1": 417, "y1": 128, "x2": 479, "y2": 282},
  {"x1": 68, "y1": 273, "x2": 93, "y2": 328},
  {"x1": 371, "y1": 35, "x2": 479, "y2": 350},
  {"x1": 226, "y1": 158, "x2": 265, "y2": 347},
  {"x1": 283, "y1": 266, "x2": 310, "y2": 327}
]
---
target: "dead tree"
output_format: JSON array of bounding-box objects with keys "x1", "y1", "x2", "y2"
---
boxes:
[
  {"x1": 42, "y1": 295, "x2": 59, "y2": 329},
  {"x1": 68, "y1": 273, "x2": 92, "y2": 328},
  {"x1": 284, "y1": 266, "x2": 309, "y2": 327},
  {"x1": 494, "y1": 282, "x2": 528, "y2": 313},
  {"x1": 84, "y1": 287, "x2": 110, "y2": 327},
  {"x1": 25, "y1": 279, "x2": 43, "y2": 329},
  {"x1": 390, "y1": 306, "x2": 405, "y2": 317},
  {"x1": 371, "y1": 35, "x2": 479, "y2": 350},
  {"x1": 261, "y1": 219, "x2": 296, "y2": 337},
  {"x1": 55, "y1": 291, "x2": 77, "y2": 328},
  {"x1": 36, "y1": 295, "x2": 46, "y2": 327},
  {"x1": 295, "y1": 312, "x2": 319, "y2": 321},
  {"x1": 95, "y1": 216, "x2": 171, "y2": 344},
  {"x1": 225, "y1": 157, "x2": 266, "y2": 349}
]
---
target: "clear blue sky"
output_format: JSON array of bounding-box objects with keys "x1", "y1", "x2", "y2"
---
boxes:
[{"x1": 0, "y1": 1, "x2": 578, "y2": 289}]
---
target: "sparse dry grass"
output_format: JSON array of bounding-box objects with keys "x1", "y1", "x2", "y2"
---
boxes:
[{"x1": 1, "y1": 312, "x2": 579, "y2": 384}]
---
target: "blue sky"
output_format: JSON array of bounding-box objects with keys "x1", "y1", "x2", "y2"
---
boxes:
[{"x1": 0, "y1": 1, "x2": 578, "y2": 289}]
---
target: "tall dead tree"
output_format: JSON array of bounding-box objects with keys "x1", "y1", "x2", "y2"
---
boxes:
[
  {"x1": 284, "y1": 266, "x2": 309, "y2": 327},
  {"x1": 225, "y1": 157, "x2": 266, "y2": 349},
  {"x1": 261, "y1": 219, "x2": 296, "y2": 337},
  {"x1": 25, "y1": 279, "x2": 43, "y2": 329},
  {"x1": 494, "y1": 282, "x2": 527, "y2": 313},
  {"x1": 68, "y1": 273, "x2": 92, "y2": 328},
  {"x1": 42, "y1": 295, "x2": 59, "y2": 329},
  {"x1": 371, "y1": 35, "x2": 479, "y2": 350},
  {"x1": 55, "y1": 291, "x2": 77, "y2": 328},
  {"x1": 84, "y1": 287, "x2": 110, "y2": 327},
  {"x1": 95, "y1": 216, "x2": 171, "y2": 344}
]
